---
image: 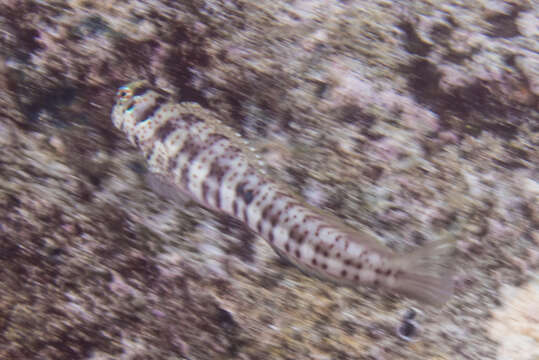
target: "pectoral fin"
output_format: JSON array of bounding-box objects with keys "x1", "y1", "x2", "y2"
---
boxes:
[{"x1": 146, "y1": 172, "x2": 194, "y2": 206}]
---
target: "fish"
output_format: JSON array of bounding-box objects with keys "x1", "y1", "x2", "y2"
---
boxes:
[{"x1": 111, "y1": 80, "x2": 456, "y2": 305}]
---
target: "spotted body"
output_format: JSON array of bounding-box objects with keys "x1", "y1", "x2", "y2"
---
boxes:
[{"x1": 112, "y1": 80, "x2": 455, "y2": 305}]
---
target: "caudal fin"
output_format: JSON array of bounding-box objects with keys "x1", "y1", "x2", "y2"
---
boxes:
[{"x1": 392, "y1": 235, "x2": 456, "y2": 306}]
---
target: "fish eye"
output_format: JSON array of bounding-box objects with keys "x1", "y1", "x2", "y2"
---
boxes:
[{"x1": 116, "y1": 87, "x2": 132, "y2": 101}]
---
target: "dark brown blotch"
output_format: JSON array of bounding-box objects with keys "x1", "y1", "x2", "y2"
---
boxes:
[
  {"x1": 201, "y1": 181, "x2": 210, "y2": 203},
  {"x1": 208, "y1": 159, "x2": 227, "y2": 184},
  {"x1": 180, "y1": 161, "x2": 191, "y2": 187},
  {"x1": 270, "y1": 210, "x2": 282, "y2": 226},
  {"x1": 297, "y1": 231, "x2": 307, "y2": 245},
  {"x1": 156, "y1": 119, "x2": 178, "y2": 142},
  {"x1": 232, "y1": 199, "x2": 238, "y2": 216},
  {"x1": 187, "y1": 142, "x2": 205, "y2": 162},
  {"x1": 235, "y1": 182, "x2": 253, "y2": 205},
  {"x1": 288, "y1": 224, "x2": 300, "y2": 243},
  {"x1": 167, "y1": 156, "x2": 178, "y2": 172},
  {"x1": 261, "y1": 204, "x2": 273, "y2": 220},
  {"x1": 215, "y1": 189, "x2": 221, "y2": 209},
  {"x1": 178, "y1": 137, "x2": 198, "y2": 158},
  {"x1": 145, "y1": 145, "x2": 155, "y2": 160},
  {"x1": 136, "y1": 96, "x2": 166, "y2": 124},
  {"x1": 243, "y1": 189, "x2": 254, "y2": 206}
]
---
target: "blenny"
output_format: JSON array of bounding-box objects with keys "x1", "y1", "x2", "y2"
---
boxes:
[{"x1": 111, "y1": 80, "x2": 455, "y2": 305}]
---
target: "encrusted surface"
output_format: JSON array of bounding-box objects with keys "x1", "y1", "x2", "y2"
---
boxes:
[{"x1": 0, "y1": 0, "x2": 537, "y2": 359}]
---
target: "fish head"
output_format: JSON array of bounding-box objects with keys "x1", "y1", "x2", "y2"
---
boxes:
[{"x1": 111, "y1": 80, "x2": 153, "y2": 130}]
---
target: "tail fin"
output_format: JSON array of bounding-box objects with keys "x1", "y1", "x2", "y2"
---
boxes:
[{"x1": 392, "y1": 235, "x2": 456, "y2": 306}]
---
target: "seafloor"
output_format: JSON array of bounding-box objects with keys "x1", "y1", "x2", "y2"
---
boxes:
[{"x1": 0, "y1": 0, "x2": 537, "y2": 359}]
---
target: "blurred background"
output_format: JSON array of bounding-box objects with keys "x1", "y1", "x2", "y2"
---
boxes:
[{"x1": 0, "y1": 1, "x2": 537, "y2": 359}]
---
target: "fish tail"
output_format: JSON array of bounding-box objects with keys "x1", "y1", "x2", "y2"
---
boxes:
[{"x1": 391, "y1": 234, "x2": 456, "y2": 306}]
